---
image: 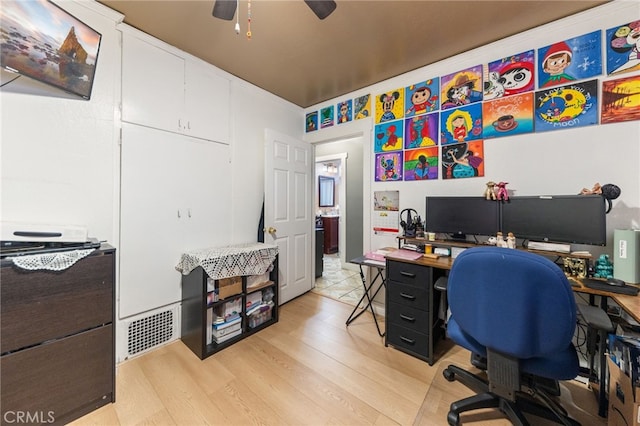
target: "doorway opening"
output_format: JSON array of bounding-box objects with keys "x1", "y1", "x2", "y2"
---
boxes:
[{"x1": 312, "y1": 137, "x2": 364, "y2": 306}]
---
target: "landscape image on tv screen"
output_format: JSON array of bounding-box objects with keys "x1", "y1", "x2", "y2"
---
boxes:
[{"x1": 1, "y1": 0, "x2": 102, "y2": 99}]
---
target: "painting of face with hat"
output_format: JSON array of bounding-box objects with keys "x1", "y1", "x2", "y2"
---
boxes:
[
  {"x1": 441, "y1": 65, "x2": 483, "y2": 110},
  {"x1": 537, "y1": 30, "x2": 602, "y2": 89}
]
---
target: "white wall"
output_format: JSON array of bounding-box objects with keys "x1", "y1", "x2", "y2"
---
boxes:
[
  {"x1": 305, "y1": 1, "x2": 640, "y2": 258},
  {"x1": 1, "y1": 0, "x2": 123, "y2": 244}
]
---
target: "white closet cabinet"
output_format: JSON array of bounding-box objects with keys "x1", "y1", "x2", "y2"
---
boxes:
[
  {"x1": 119, "y1": 123, "x2": 232, "y2": 319},
  {"x1": 121, "y1": 28, "x2": 230, "y2": 144}
]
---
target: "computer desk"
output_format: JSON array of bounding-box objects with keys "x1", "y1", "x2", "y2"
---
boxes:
[{"x1": 385, "y1": 249, "x2": 640, "y2": 417}]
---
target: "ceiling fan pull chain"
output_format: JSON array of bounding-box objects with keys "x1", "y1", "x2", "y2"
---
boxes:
[{"x1": 246, "y1": 0, "x2": 252, "y2": 39}]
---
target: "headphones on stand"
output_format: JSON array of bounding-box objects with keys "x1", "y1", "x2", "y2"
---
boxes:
[{"x1": 400, "y1": 208, "x2": 422, "y2": 237}]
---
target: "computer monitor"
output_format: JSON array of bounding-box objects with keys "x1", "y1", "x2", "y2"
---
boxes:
[
  {"x1": 501, "y1": 195, "x2": 606, "y2": 246},
  {"x1": 425, "y1": 196, "x2": 500, "y2": 239}
]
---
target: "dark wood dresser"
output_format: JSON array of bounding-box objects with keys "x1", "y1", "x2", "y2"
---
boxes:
[{"x1": 1, "y1": 245, "x2": 116, "y2": 425}]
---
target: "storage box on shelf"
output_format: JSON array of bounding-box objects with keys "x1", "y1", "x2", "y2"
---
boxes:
[{"x1": 178, "y1": 243, "x2": 279, "y2": 359}]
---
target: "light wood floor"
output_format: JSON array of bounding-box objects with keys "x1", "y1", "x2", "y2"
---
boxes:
[{"x1": 71, "y1": 292, "x2": 606, "y2": 426}]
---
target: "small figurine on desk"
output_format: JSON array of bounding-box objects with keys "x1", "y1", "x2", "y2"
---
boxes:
[
  {"x1": 593, "y1": 254, "x2": 614, "y2": 279},
  {"x1": 485, "y1": 181, "x2": 497, "y2": 200},
  {"x1": 496, "y1": 232, "x2": 508, "y2": 248},
  {"x1": 496, "y1": 182, "x2": 509, "y2": 201},
  {"x1": 506, "y1": 232, "x2": 516, "y2": 249}
]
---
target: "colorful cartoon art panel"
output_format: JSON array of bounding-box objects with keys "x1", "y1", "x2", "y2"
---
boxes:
[
  {"x1": 441, "y1": 140, "x2": 484, "y2": 180},
  {"x1": 606, "y1": 21, "x2": 640, "y2": 75},
  {"x1": 601, "y1": 74, "x2": 640, "y2": 124},
  {"x1": 535, "y1": 79, "x2": 598, "y2": 132},
  {"x1": 404, "y1": 112, "x2": 438, "y2": 149},
  {"x1": 354, "y1": 94, "x2": 371, "y2": 120},
  {"x1": 336, "y1": 99, "x2": 352, "y2": 124},
  {"x1": 405, "y1": 78, "x2": 440, "y2": 117},
  {"x1": 404, "y1": 147, "x2": 439, "y2": 181},
  {"x1": 483, "y1": 50, "x2": 535, "y2": 100},
  {"x1": 440, "y1": 103, "x2": 483, "y2": 145},
  {"x1": 375, "y1": 151, "x2": 403, "y2": 182},
  {"x1": 441, "y1": 65, "x2": 483, "y2": 110},
  {"x1": 305, "y1": 111, "x2": 318, "y2": 133},
  {"x1": 374, "y1": 120, "x2": 404, "y2": 153},
  {"x1": 537, "y1": 30, "x2": 602, "y2": 89},
  {"x1": 320, "y1": 105, "x2": 334, "y2": 128},
  {"x1": 375, "y1": 88, "x2": 404, "y2": 123},
  {"x1": 482, "y1": 93, "x2": 534, "y2": 139}
]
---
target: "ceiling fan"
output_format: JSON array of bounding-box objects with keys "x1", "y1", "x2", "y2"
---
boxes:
[{"x1": 212, "y1": 0, "x2": 337, "y2": 21}]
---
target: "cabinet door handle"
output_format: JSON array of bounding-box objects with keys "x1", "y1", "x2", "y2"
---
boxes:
[
  {"x1": 400, "y1": 314, "x2": 415, "y2": 322},
  {"x1": 400, "y1": 271, "x2": 416, "y2": 278},
  {"x1": 400, "y1": 336, "x2": 416, "y2": 345},
  {"x1": 400, "y1": 292, "x2": 416, "y2": 300}
]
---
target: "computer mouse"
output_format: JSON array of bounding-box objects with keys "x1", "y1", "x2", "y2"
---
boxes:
[{"x1": 607, "y1": 277, "x2": 626, "y2": 287}]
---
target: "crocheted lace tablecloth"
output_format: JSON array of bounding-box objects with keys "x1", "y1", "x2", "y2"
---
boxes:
[
  {"x1": 9, "y1": 249, "x2": 96, "y2": 271},
  {"x1": 176, "y1": 243, "x2": 278, "y2": 280}
]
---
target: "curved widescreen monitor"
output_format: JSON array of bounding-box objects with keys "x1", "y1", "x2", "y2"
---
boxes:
[
  {"x1": 1, "y1": 0, "x2": 102, "y2": 100},
  {"x1": 501, "y1": 195, "x2": 606, "y2": 246},
  {"x1": 425, "y1": 196, "x2": 500, "y2": 238}
]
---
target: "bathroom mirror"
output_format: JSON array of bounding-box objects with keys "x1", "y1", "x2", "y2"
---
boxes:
[{"x1": 319, "y1": 176, "x2": 335, "y2": 207}]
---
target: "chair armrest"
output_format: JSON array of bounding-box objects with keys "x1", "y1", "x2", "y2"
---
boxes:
[
  {"x1": 576, "y1": 303, "x2": 615, "y2": 333},
  {"x1": 434, "y1": 276, "x2": 448, "y2": 292}
]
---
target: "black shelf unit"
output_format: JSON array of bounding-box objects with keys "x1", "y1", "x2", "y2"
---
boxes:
[{"x1": 181, "y1": 255, "x2": 279, "y2": 359}]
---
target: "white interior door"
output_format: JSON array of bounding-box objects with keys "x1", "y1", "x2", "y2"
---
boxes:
[{"x1": 264, "y1": 129, "x2": 313, "y2": 304}]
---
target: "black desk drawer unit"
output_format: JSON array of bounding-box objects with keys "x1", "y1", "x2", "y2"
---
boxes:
[{"x1": 385, "y1": 259, "x2": 442, "y2": 365}]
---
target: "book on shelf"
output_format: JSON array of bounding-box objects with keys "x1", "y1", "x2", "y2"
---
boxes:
[
  {"x1": 213, "y1": 327, "x2": 242, "y2": 344},
  {"x1": 213, "y1": 315, "x2": 241, "y2": 330},
  {"x1": 212, "y1": 321, "x2": 242, "y2": 338}
]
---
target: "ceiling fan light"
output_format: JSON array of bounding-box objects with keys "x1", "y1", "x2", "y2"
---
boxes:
[
  {"x1": 212, "y1": 0, "x2": 237, "y2": 20},
  {"x1": 304, "y1": 0, "x2": 337, "y2": 20}
]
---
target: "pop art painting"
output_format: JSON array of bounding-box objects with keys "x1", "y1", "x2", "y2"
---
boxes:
[
  {"x1": 606, "y1": 21, "x2": 640, "y2": 75},
  {"x1": 336, "y1": 99, "x2": 352, "y2": 124},
  {"x1": 374, "y1": 120, "x2": 404, "y2": 153},
  {"x1": 404, "y1": 112, "x2": 438, "y2": 149},
  {"x1": 601, "y1": 75, "x2": 640, "y2": 124},
  {"x1": 404, "y1": 147, "x2": 439, "y2": 181},
  {"x1": 320, "y1": 105, "x2": 334, "y2": 128},
  {"x1": 354, "y1": 94, "x2": 371, "y2": 120},
  {"x1": 537, "y1": 31, "x2": 602, "y2": 89},
  {"x1": 441, "y1": 66, "x2": 483, "y2": 109},
  {"x1": 441, "y1": 140, "x2": 484, "y2": 180},
  {"x1": 535, "y1": 79, "x2": 598, "y2": 132},
  {"x1": 405, "y1": 78, "x2": 439, "y2": 117},
  {"x1": 483, "y1": 50, "x2": 535, "y2": 100},
  {"x1": 375, "y1": 88, "x2": 405, "y2": 123},
  {"x1": 305, "y1": 111, "x2": 318, "y2": 133},
  {"x1": 375, "y1": 151, "x2": 403, "y2": 182},
  {"x1": 440, "y1": 103, "x2": 483, "y2": 145},
  {"x1": 482, "y1": 93, "x2": 534, "y2": 139}
]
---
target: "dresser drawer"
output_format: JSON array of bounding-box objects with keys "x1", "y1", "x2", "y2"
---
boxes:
[
  {"x1": 1, "y1": 252, "x2": 114, "y2": 353},
  {"x1": 387, "y1": 301, "x2": 430, "y2": 331},
  {"x1": 387, "y1": 260, "x2": 431, "y2": 286},
  {"x1": 388, "y1": 280, "x2": 429, "y2": 308},
  {"x1": 386, "y1": 323, "x2": 429, "y2": 357},
  {"x1": 1, "y1": 325, "x2": 114, "y2": 424}
]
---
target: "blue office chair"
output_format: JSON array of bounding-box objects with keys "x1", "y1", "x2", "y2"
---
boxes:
[{"x1": 442, "y1": 247, "x2": 581, "y2": 426}]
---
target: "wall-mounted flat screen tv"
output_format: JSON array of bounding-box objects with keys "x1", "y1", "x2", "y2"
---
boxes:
[
  {"x1": 501, "y1": 195, "x2": 606, "y2": 246},
  {"x1": 425, "y1": 196, "x2": 500, "y2": 239},
  {"x1": 1, "y1": 0, "x2": 102, "y2": 99}
]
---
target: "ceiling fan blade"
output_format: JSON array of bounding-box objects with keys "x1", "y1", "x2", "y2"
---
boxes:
[
  {"x1": 212, "y1": 0, "x2": 237, "y2": 20},
  {"x1": 304, "y1": 0, "x2": 337, "y2": 20}
]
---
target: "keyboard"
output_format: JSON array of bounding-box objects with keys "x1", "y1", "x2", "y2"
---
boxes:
[{"x1": 581, "y1": 278, "x2": 639, "y2": 295}]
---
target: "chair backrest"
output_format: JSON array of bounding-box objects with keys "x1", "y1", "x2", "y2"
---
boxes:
[{"x1": 448, "y1": 247, "x2": 576, "y2": 359}]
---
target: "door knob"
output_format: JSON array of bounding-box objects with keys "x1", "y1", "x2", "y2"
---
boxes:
[{"x1": 263, "y1": 227, "x2": 277, "y2": 234}]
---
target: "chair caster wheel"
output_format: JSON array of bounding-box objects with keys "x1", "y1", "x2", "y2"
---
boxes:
[
  {"x1": 447, "y1": 411, "x2": 460, "y2": 426},
  {"x1": 443, "y1": 368, "x2": 455, "y2": 382}
]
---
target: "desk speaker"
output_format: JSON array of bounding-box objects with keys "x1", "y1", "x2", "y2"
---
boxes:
[{"x1": 613, "y1": 229, "x2": 640, "y2": 284}]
